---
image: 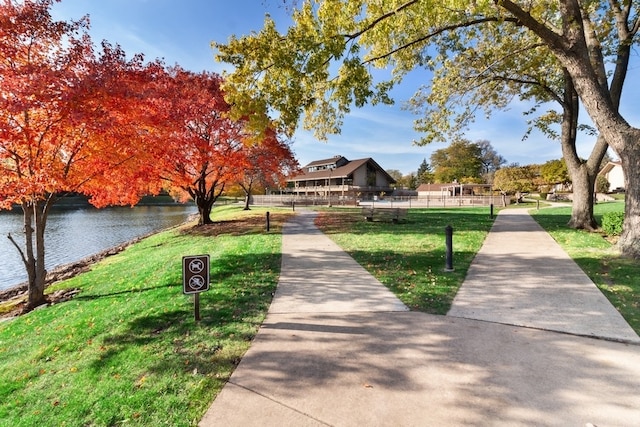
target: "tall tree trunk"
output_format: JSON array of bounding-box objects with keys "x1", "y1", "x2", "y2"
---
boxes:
[
  {"x1": 13, "y1": 198, "x2": 54, "y2": 311},
  {"x1": 564, "y1": 134, "x2": 608, "y2": 231},
  {"x1": 567, "y1": 167, "x2": 597, "y2": 230},
  {"x1": 196, "y1": 198, "x2": 215, "y2": 225},
  {"x1": 559, "y1": 71, "x2": 604, "y2": 230},
  {"x1": 6, "y1": 196, "x2": 56, "y2": 311},
  {"x1": 617, "y1": 147, "x2": 640, "y2": 258},
  {"x1": 510, "y1": 0, "x2": 638, "y2": 254},
  {"x1": 22, "y1": 204, "x2": 39, "y2": 305},
  {"x1": 28, "y1": 201, "x2": 48, "y2": 310},
  {"x1": 243, "y1": 192, "x2": 251, "y2": 210}
]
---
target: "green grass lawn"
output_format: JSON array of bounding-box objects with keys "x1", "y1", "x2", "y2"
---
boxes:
[
  {"x1": 0, "y1": 206, "x2": 290, "y2": 427},
  {"x1": 2, "y1": 203, "x2": 637, "y2": 426},
  {"x1": 318, "y1": 204, "x2": 639, "y2": 334},
  {"x1": 531, "y1": 202, "x2": 640, "y2": 332},
  {"x1": 315, "y1": 207, "x2": 495, "y2": 314}
]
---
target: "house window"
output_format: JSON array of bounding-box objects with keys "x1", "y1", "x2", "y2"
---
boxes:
[{"x1": 366, "y1": 163, "x2": 377, "y2": 187}]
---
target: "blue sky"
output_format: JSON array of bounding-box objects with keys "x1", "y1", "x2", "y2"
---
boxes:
[{"x1": 51, "y1": 0, "x2": 637, "y2": 175}]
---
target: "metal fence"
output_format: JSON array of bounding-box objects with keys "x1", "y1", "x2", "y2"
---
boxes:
[{"x1": 250, "y1": 194, "x2": 509, "y2": 208}]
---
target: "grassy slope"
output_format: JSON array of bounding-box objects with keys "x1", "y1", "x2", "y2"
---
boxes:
[{"x1": 0, "y1": 206, "x2": 287, "y2": 427}]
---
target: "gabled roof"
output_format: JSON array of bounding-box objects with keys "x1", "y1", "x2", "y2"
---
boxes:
[
  {"x1": 364, "y1": 158, "x2": 396, "y2": 183},
  {"x1": 289, "y1": 157, "x2": 396, "y2": 183},
  {"x1": 306, "y1": 156, "x2": 347, "y2": 168},
  {"x1": 598, "y1": 161, "x2": 622, "y2": 176}
]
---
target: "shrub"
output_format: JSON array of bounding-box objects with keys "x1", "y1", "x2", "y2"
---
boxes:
[{"x1": 602, "y1": 211, "x2": 624, "y2": 236}]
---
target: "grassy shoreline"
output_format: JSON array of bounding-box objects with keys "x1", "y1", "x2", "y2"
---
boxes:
[{"x1": 0, "y1": 206, "x2": 291, "y2": 426}]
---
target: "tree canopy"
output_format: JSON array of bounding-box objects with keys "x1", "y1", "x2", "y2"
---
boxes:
[
  {"x1": 0, "y1": 1, "x2": 290, "y2": 309},
  {"x1": 416, "y1": 158, "x2": 435, "y2": 184},
  {"x1": 236, "y1": 129, "x2": 299, "y2": 210},
  {"x1": 540, "y1": 159, "x2": 570, "y2": 186},
  {"x1": 155, "y1": 68, "x2": 298, "y2": 223},
  {"x1": 430, "y1": 140, "x2": 483, "y2": 183},
  {"x1": 0, "y1": 0, "x2": 168, "y2": 308},
  {"x1": 156, "y1": 68, "x2": 247, "y2": 225},
  {"x1": 493, "y1": 165, "x2": 538, "y2": 195},
  {"x1": 476, "y1": 140, "x2": 506, "y2": 181},
  {"x1": 0, "y1": 1, "x2": 162, "y2": 210},
  {"x1": 215, "y1": 0, "x2": 640, "y2": 258}
]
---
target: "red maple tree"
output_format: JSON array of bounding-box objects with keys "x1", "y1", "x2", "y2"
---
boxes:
[
  {"x1": 159, "y1": 68, "x2": 249, "y2": 225},
  {"x1": 0, "y1": 0, "x2": 166, "y2": 310},
  {"x1": 236, "y1": 129, "x2": 299, "y2": 210}
]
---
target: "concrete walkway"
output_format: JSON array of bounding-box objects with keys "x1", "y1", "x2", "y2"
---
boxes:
[
  {"x1": 199, "y1": 209, "x2": 640, "y2": 427},
  {"x1": 448, "y1": 209, "x2": 640, "y2": 342},
  {"x1": 268, "y1": 209, "x2": 408, "y2": 314}
]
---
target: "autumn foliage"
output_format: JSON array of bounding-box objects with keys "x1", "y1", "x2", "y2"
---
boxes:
[
  {"x1": 156, "y1": 68, "x2": 245, "y2": 224},
  {"x1": 157, "y1": 68, "x2": 298, "y2": 224},
  {"x1": 1, "y1": 0, "x2": 168, "y2": 309},
  {"x1": 0, "y1": 0, "x2": 299, "y2": 310},
  {"x1": 1, "y1": 1, "x2": 296, "y2": 310},
  {"x1": 236, "y1": 128, "x2": 299, "y2": 210},
  {"x1": 0, "y1": 2, "x2": 163, "y2": 210}
]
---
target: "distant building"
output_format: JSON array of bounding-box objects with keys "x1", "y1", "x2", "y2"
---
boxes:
[
  {"x1": 599, "y1": 161, "x2": 625, "y2": 192},
  {"x1": 286, "y1": 155, "x2": 396, "y2": 199},
  {"x1": 417, "y1": 182, "x2": 491, "y2": 197},
  {"x1": 417, "y1": 183, "x2": 454, "y2": 197}
]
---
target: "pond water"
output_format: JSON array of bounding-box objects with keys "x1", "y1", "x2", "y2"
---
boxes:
[{"x1": 0, "y1": 205, "x2": 196, "y2": 291}]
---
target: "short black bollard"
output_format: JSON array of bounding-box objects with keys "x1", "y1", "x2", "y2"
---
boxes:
[
  {"x1": 444, "y1": 224, "x2": 454, "y2": 272},
  {"x1": 490, "y1": 203, "x2": 494, "y2": 219},
  {"x1": 292, "y1": 201, "x2": 295, "y2": 211},
  {"x1": 266, "y1": 211, "x2": 270, "y2": 232}
]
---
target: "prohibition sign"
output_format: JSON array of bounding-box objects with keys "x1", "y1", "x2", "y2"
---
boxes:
[
  {"x1": 183, "y1": 255, "x2": 210, "y2": 294},
  {"x1": 189, "y1": 258, "x2": 205, "y2": 274},
  {"x1": 188, "y1": 275, "x2": 206, "y2": 291}
]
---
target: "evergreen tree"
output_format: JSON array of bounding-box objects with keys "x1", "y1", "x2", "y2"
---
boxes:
[{"x1": 416, "y1": 158, "x2": 434, "y2": 184}]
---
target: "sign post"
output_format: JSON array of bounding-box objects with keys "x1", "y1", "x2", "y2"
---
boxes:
[{"x1": 182, "y1": 255, "x2": 210, "y2": 321}]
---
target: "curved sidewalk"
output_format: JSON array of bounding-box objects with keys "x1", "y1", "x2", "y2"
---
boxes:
[{"x1": 200, "y1": 209, "x2": 640, "y2": 427}]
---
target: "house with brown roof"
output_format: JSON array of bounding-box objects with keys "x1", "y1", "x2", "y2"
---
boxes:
[{"x1": 286, "y1": 155, "x2": 396, "y2": 199}]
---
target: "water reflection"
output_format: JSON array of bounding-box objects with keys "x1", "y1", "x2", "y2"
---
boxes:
[{"x1": 0, "y1": 205, "x2": 196, "y2": 291}]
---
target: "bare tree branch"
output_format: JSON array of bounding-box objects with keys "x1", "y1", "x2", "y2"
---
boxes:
[
  {"x1": 7, "y1": 233, "x2": 28, "y2": 267},
  {"x1": 364, "y1": 17, "x2": 517, "y2": 65}
]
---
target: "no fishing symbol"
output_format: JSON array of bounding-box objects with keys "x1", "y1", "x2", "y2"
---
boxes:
[{"x1": 182, "y1": 255, "x2": 210, "y2": 294}]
